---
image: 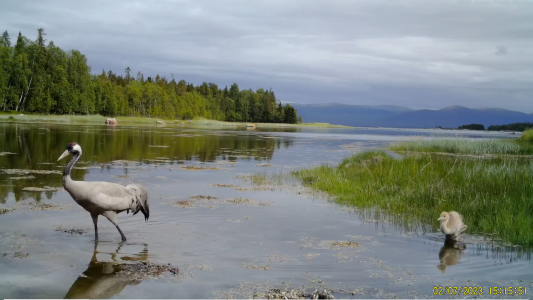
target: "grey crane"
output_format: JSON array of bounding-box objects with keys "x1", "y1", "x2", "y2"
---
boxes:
[{"x1": 58, "y1": 142, "x2": 149, "y2": 241}]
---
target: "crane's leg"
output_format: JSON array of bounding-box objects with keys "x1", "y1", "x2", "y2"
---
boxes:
[
  {"x1": 91, "y1": 213, "x2": 99, "y2": 241},
  {"x1": 102, "y1": 211, "x2": 127, "y2": 241}
]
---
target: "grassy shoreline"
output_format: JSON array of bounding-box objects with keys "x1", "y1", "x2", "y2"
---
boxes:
[
  {"x1": 0, "y1": 113, "x2": 351, "y2": 128},
  {"x1": 293, "y1": 139, "x2": 533, "y2": 246}
]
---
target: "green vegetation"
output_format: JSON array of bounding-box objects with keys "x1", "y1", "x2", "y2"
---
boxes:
[
  {"x1": 458, "y1": 123, "x2": 484, "y2": 130},
  {"x1": 294, "y1": 139, "x2": 533, "y2": 246},
  {"x1": 488, "y1": 122, "x2": 533, "y2": 132},
  {"x1": 390, "y1": 138, "x2": 533, "y2": 155},
  {"x1": 520, "y1": 129, "x2": 533, "y2": 142},
  {"x1": 0, "y1": 29, "x2": 299, "y2": 124},
  {"x1": 294, "y1": 149, "x2": 533, "y2": 245}
]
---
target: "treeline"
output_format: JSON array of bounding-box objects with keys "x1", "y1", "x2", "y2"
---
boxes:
[
  {"x1": 488, "y1": 122, "x2": 533, "y2": 132},
  {"x1": 0, "y1": 29, "x2": 300, "y2": 123},
  {"x1": 458, "y1": 123, "x2": 484, "y2": 130}
]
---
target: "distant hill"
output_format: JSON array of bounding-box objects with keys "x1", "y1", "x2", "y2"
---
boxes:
[{"x1": 292, "y1": 103, "x2": 533, "y2": 128}]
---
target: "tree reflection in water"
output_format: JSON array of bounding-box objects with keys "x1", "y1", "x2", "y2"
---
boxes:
[{"x1": 0, "y1": 123, "x2": 292, "y2": 203}]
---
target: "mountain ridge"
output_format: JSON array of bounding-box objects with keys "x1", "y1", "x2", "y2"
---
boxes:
[{"x1": 292, "y1": 103, "x2": 533, "y2": 128}]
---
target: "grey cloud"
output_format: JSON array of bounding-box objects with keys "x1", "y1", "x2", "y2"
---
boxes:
[
  {"x1": 495, "y1": 46, "x2": 508, "y2": 55},
  {"x1": 1, "y1": 0, "x2": 532, "y2": 111}
]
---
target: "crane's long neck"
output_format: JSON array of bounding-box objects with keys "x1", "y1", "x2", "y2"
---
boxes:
[{"x1": 63, "y1": 151, "x2": 81, "y2": 184}]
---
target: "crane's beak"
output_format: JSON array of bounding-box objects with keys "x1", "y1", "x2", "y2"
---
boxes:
[{"x1": 57, "y1": 150, "x2": 70, "y2": 161}]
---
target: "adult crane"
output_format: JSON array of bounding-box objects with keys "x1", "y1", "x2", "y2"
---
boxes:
[{"x1": 58, "y1": 142, "x2": 149, "y2": 241}]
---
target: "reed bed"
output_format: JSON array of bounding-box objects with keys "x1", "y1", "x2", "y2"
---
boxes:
[{"x1": 293, "y1": 149, "x2": 533, "y2": 246}]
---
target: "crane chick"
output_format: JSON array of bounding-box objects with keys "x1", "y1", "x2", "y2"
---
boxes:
[
  {"x1": 437, "y1": 211, "x2": 467, "y2": 240},
  {"x1": 58, "y1": 142, "x2": 149, "y2": 241}
]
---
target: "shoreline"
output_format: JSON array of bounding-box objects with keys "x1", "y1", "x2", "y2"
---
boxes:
[{"x1": 0, "y1": 114, "x2": 352, "y2": 129}]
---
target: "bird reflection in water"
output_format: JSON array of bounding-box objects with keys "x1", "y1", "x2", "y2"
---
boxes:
[
  {"x1": 64, "y1": 242, "x2": 149, "y2": 299},
  {"x1": 437, "y1": 238, "x2": 466, "y2": 273}
]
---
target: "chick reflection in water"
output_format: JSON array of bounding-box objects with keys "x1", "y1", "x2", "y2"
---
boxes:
[
  {"x1": 437, "y1": 239, "x2": 466, "y2": 274},
  {"x1": 64, "y1": 242, "x2": 148, "y2": 299}
]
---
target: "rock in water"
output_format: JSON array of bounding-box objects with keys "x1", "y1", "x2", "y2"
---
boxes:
[{"x1": 105, "y1": 118, "x2": 118, "y2": 125}]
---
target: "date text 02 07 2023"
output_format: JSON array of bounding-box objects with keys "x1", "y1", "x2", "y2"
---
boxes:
[{"x1": 433, "y1": 286, "x2": 527, "y2": 296}]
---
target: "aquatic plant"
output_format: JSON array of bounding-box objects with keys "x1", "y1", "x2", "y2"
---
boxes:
[{"x1": 294, "y1": 150, "x2": 533, "y2": 246}]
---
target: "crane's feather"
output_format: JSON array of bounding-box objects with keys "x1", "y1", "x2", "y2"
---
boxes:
[
  {"x1": 64, "y1": 181, "x2": 149, "y2": 220},
  {"x1": 127, "y1": 184, "x2": 149, "y2": 221}
]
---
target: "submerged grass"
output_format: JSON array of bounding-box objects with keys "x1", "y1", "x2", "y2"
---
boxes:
[
  {"x1": 391, "y1": 138, "x2": 533, "y2": 155},
  {"x1": 294, "y1": 150, "x2": 533, "y2": 246}
]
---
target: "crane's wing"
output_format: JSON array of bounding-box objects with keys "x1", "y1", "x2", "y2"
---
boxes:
[
  {"x1": 74, "y1": 181, "x2": 149, "y2": 221},
  {"x1": 86, "y1": 182, "x2": 134, "y2": 212},
  {"x1": 448, "y1": 211, "x2": 466, "y2": 233},
  {"x1": 449, "y1": 211, "x2": 463, "y2": 222}
]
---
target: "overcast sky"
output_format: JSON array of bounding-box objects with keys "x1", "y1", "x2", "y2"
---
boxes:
[{"x1": 2, "y1": 0, "x2": 532, "y2": 111}]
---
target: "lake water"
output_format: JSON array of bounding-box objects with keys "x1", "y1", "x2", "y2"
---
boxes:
[{"x1": 0, "y1": 123, "x2": 530, "y2": 299}]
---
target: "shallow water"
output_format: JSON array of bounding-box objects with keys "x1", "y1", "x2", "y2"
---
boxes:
[{"x1": 0, "y1": 123, "x2": 530, "y2": 299}]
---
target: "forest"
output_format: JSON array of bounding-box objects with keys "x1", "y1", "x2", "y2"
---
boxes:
[
  {"x1": 0, "y1": 29, "x2": 300, "y2": 124},
  {"x1": 488, "y1": 122, "x2": 533, "y2": 132},
  {"x1": 458, "y1": 123, "x2": 484, "y2": 130}
]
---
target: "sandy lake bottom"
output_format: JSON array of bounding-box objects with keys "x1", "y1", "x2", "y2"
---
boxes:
[{"x1": 0, "y1": 123, "x2": 531, "y2": 299}]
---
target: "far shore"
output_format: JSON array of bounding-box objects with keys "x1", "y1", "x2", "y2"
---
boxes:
[{"x1": 0, "y1": 113, "x2": 352, "y2": 129}]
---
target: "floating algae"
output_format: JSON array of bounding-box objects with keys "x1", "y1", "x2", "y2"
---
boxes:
[
  {"x1": 243, "y1": 263, "x2": 269, "y2": 270},
  {"x1": 226, "y1": 198, "x2": 254, "y2": 205},
  {"x1": 253, "y1": 288, "x2": 334, "y2": 299},
  {"x1": 190, "y1": 195, "x2": 219, "y2": 200},
  {"x1": 180, "y1": 165, "x2": 220, "y2": 171},
  {"x1": 8, "y1": 176, "x2": 36, "y2": 180},
  {"x1": 22, "y1": 202, "x2": 70, "y2": 211},
  {"x1": 304, "y1": 253, "x2": 321, "y2": 260},
  {"x1": 110, "y1": 160, "x2": 140, "y2": 165},
  {"x1": 0, "y1": 208, "x2": 14, "y2": 214},
  {"x1": 1, "y1": 169, "x2": 62, "y2": 175},
  {"x1": 213, "y1": 278, "x2": 336, "y2": 299},
  {"x1": 175, "y1": 201, "x2": 192, "y2": 207},
  {"x1": 54, "y1": 226, "x2": 88, "y2": 235},
  {"x1": 22, "y1": 186, "x2": 60, "y2": 192},
  {"x1": 330, "y1": 241, "x2": 360, "y2": 249},
  {"x1": 2, "y1": 252, "x2": 29, "y2": 259},
  {"x1": 116, "y1": 262, "x2": 179, "y2": 280},
  {"x1": 212, "y1": 184, "x2": 235, "y2": 188}
]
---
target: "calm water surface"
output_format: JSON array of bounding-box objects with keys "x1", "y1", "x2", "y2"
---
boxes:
[{"x1": 0, "y1": 123, "x2": 530, "y2": 299}]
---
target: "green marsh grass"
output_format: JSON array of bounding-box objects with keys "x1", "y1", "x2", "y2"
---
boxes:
[
  {"x1": 521, "y1": 129, "x2": 533, "y2": 142},
  {"x1": 294, "y1": 150, "x2": 533, "y2": 246},
  {"x1": 391, "y1": 138, "x2": 533, "y2": 155}
]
